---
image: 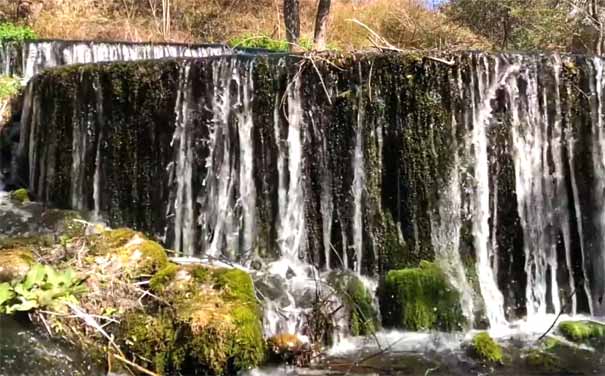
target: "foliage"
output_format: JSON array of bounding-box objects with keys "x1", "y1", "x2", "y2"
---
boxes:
[
  {"x1": 469, "y1": 332, "x2": 503, "y2": 364},
  {"x1": 0, "y1": 23, "x2": 37, "y2": 42},
  {"x1": 445, "y1": 0, "x2": 576, "y2": 51},
  {"x1": 381, "y1": 261, "x2": 466, "y2": 331},
  {"x1": 0, "y1": 263, "x2": 86, "y2": 314},
  {"x1": 228, "y1": 33, "x2": 314, "y2": 52},
  {"x1": 559, "y1": 321, "x2": 605, "y2": 343}
]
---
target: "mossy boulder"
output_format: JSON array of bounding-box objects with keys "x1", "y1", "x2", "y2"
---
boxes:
[
  {"x1": 468, "y1": 332, "x2": 503, "y2": 364},
  {"x1": 88, "y1": 228, "x2": 168, "y2": 276},
  {"x1": 0, "y1": 247, "x2": 34, "y2": 282},
  {"x1": 10, "y1": 188, "x2": 29, "y2": 203},
  {"x1": 525, "y1": 348, "x2": 561, "y2": 372},
  {"x1": 121, "y1": 264, "x2": 266, "y2": 375},
  {"x1": 380, "y1": 261, "x2": 466, "y2": 331},
  {"x1": 39, "y1": 209, "x2": 86, "y2": 238},
  {"x1": 558, "y1": 321, "x2": 605, "y2": 343},
  {"x1": 327, "y1": 272, "x2": 379, "y2": 336}
]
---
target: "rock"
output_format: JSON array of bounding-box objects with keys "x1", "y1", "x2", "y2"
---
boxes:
[
  {"x1": 525, "y1": 348, "x2": 561, "y2": 372},
  {"x1": 267, "y1": 333, "x2": 312, "y2": 366},
  {"x1": 327, "y1": 271, "x2": 379, "y2": 336},
  {"x1": 558, "y1": 320, "x2": 605, "y2": 343},
  {"x1": 88, "y1": 228, "x2": 168, "y2": 276},
  {"x1": 0, "y1": 247, "x2": 34, "y2": 282},
  {"x1": 122, "y1": 264, "x2": 266, "y2": 375},
  {"x1": 468, "y1": 332, "x2": 503, "y2": 364},
  {"x1": 380, "y1": 260, "x2": 466, "y2": 331}
]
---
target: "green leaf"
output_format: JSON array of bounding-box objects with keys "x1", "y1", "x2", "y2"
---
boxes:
[
  {"x1": 22, "y1": 264, "x2": 47, "y2": 290},
  {"x1": 6, "y1": 298, "x2": 38, "y2": 313},
  {"x1": 0, "y1": 282, "x2": 14, "y2": 306}
]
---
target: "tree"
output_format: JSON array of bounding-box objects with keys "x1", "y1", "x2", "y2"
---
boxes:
[
  {"x1": 445, "y1": 0, "x2": 575, "y2": 51},
  {"x1": 284, "y1": 0, "x2": 300, "y2": 49},
  {"x1": 313, "y1": 0, "x2": 331, "y2": 50},
  {"x1": 284, "y1": 0, "x2": 333, "y2": 51}
]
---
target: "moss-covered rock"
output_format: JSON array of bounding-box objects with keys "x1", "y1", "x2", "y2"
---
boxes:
[
  {"x1": 380, "y1": 261, "x2": 465, "y2": 331},
  {"x1": 558, "y1": 320, "x2": 605, "y2": 343},
  {"x1": 327, "y1": 272, "x2": 379, "y2": 336},
  {"x1": 10, "y1": 188, "x2": 29, "y2": 203},
  {"x1": 121, "y1": 264, "x2": 266, "y2": 375},
  {"x1": 468, "y1": 332, "x2": 503, "y2": 364},
  {"x1": 88, "y1": 228, "x2": 168, "y2": 276},
  {"x1": 39, "y1": 209, "x2": 86, "y2": 238},
  {"x1": 525, "y1": 348, "x2": 561, "y2": 372},
  {"x1": 0, "y1": 247, "x2": 34, "y2": 282}
]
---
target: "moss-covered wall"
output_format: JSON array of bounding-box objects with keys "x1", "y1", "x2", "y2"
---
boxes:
[{"x1": 14, "y1": 50, "x2": 605, "y2": 320}]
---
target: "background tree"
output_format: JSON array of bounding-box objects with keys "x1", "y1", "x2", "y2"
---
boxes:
[
  {"x1": 284, "y1": 0, "x2": 300, "y2": 49},
  {"x1": 313, "y1": 0, "x2": 331, "y2": 50}
]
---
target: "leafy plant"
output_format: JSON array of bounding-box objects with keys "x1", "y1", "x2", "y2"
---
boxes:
[
  {"x1": 0, "y1": 23, "x2": 37, "y2": 42},
  {"x1": 228, "y1": 33, "x2": 314, "y2": 52},
  {"x1": 0, "y1": 76, "x2": 21, "y2": 100},
  {"x1": 0, "y1": 263, "x2": 87, "y2": 315}
]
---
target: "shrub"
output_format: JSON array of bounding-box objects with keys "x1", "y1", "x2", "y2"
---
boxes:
[{"x1": 0, "y1": 23, "x2": 37, "y2": 42}]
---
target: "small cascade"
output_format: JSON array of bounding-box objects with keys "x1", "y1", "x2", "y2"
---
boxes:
[
  {"x1": 0, "y1": 40, "x2": 231, "y2": 82},
  {"x1": 466, "y1": 55, "x2": 510, "y2": 327}
]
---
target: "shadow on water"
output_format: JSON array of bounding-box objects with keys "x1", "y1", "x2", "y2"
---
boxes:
[{"x1": 0, "y1": 315, "x2": 103, "y2": 376}]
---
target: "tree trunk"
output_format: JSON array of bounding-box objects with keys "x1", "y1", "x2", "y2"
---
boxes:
[
  {"x1": 313, "y1": 0, "x2": 331, "y2": 50},
  {"x1": 284, "y1": 0, "x2": 300, "y2": 50}
]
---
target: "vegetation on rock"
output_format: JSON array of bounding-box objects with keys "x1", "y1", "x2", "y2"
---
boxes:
[
  {"x1": 380, "y1": 261, "x2": 466, "y2": 331},
  {"x1": 525, "y1": 348, "x2": 561, "y2": 372},
  {"x1": 469, "y1": 332, "x2": 503, "y2": 364},
  {"x1": 125, "y1": 264, "x2": 266, "y2": 374},
  {"x1": 558, "y1": 321, "x2": 605, "y2": 343},
  {"x1": 327, "y1": 272, "x2": 379, "y2": 336},
  {"x1": 0, "y1": 248, "x2": 33, "y2": 282}
]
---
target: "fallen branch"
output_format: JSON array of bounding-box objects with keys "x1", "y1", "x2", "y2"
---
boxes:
[
  {"x1": 346, "y1": 18, "x2": 455, "y2": 66},
  {"x1": 112, "y1": 353, "x2": 160, "y2": 376},
  {"x1": 537, "y1": 289, "x2": 577, "y2": 341}
]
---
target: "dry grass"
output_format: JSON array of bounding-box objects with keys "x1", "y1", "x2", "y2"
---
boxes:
[
  {"x1": 0, "y1": 0, "x2": 486, "y2": 50},
  {"x1": 329, "y1": 0, "x2": 489, "y2": 51}
]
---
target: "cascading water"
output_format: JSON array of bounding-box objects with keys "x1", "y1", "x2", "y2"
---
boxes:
[
  {"x1": 14, "y1": 50, "x2": 605, "y2": 347},
  {"x1": 1, "y1": 40, "x2": 232, "y2": 82}
]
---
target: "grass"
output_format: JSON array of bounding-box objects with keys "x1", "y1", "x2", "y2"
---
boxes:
[{"x1": 0, "y1": 0, "x2": 485, "y2": 51}]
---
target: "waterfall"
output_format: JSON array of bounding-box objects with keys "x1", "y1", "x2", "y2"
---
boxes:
[
  {"x1": 18, "y1": 51, "x2": 605, "y2": 336},
  {"x1": 0, "y1": 40, "x2": 232, "y2": 82}
]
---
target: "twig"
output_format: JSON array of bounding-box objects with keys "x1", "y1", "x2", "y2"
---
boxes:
[
  {"x1": 112, "y1": 354, "x2": 160, "y2": 376},
  {"x1": 346, "y1": 18, "x2": 455, "y2": 66},
  {"x1": 537, "y1": 289, "x2": 577, "y2": 341},
  {"x1": 306, "y1": 56, "x2": 333, "y2": 105}
]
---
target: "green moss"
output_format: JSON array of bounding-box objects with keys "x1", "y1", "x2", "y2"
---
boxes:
[
  {"x1": 469, "y1": 332, "x2": 503, "y2": 364},
  {"x1": 328, "y1": 272, "x2": 379, "y2": 336},
  {"x1": 120, "y1": 312, "x2": 185, "y2": 375},
  {"x1": 88, "y1": 229, "x2": 167, "y2": 276},
  {"x1": 526, "y1": 349, "x2": 560, "y2": 372},
  {"x1": 0, "y1": 247, "x2": 34, "y2": 282},
  {"x1": 149, "y1": 263, "x2": 179, "y2": 292},
  {"x1": 10, "y1": 188, "x2": 29, "y2": 203},
  {"x1": 134, "y1": 265, "x2": 265, "y2": 374},
  {"x1": 558, "y1": 321, "x2": 605, "y2": 343},
  {"x1": 381, "y1": 261, "x2": 465, "y2": 331}
]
